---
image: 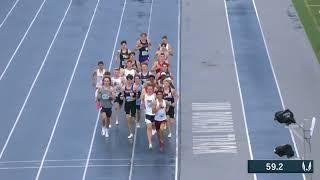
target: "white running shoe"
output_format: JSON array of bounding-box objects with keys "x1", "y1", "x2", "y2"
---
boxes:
[
  {"x1": 149, "y1": 143, "x2": 153, "y2": 149},
  {"x1": 105, "y1": 129, "x2": 109, "y2": 138},
  {"x1": 116, "y1": 120, "x2": 119, "y2": 125},
  {"x1": 168, "y1": 133, "x2": 172, "y2": 138},
  {"x1": 128, "y1": 133, "x2": 133, "y2": 139},
  {"x1": 136, "y1": 123, "x2": 140, "y2": 128},
  {"x1": 152, "y1": 129, "x2": 156, "y2": 136},
  {"x1": 101, "y1": 127, "x2": 105, "y2": 136}
]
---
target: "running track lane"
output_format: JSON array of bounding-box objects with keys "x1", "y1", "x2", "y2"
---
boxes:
[
  {"x1": 130, "y1": 0, "x2": 178, "y2": 179},
  {"x1": 0, "y1": 0, "x2": 47, "y2": 81},
  {"x1": 38, "y1": 0, "x2": 125, "y2": 179},
  {"x1": 0, "y1": 0, "x2": 100, "y2": 179},
  {"x1": 225, "y1": 0, "x2": 302, "y2": 179},
  {"x1": 83, "y1": 0, "x2": 178, "y2": 179},
  {"x1": 0, "y1": 0, "x2": 20, "y2": 29},
  {"x1": 0, "y1": 0, "x2": 70, "y2": 160},
  {"x1": 83, "y1": 0, "x2": 151, "y2": 179}
]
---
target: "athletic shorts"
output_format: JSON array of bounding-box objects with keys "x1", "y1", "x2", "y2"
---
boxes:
[
  {"x1": 145, "y1": 114, "x2": 155, "y2": 124},
  {"x1": 166, "y1": 106, "x2": 175, "y2": 118},
  {"x1": 125, "y1": 100, "x2": 136, "y2": 116},
  {"x1": 100, "y1": 107, "x2": 112, "y2": 117},
  {"x1": 139, "y1": 56, "x2": 149, "y2": 63},
  {"x1": 114, "y1": 94, "x2": 124, "y2": 106},
  {"x1": 155, "y1": 120, "x2": 167, "y2": 131}
]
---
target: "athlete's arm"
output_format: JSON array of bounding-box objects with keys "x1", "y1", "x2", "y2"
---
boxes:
[
  {"x1": 152, "y1": 101, "x2": 157, "y2": 114},
  {"x1": 168, "y1": 44, "x2": 173, "y2": 56},
  {"x1": 135, "y1": 40, "x2": 142, "y2": 51},
  {"x1": 151, "y1": 61, "x2": 157, "y2": 73},
  {"x1": 92, "y1": 71, "x2": 97, "y2": 87},
  {"x1": 115, "y1": 50, "x2": 120, "y2": 64},
  {"x1": 147, "y1": 39, "x2": 152, "y2": 50},
  {"x1": 172, "y1": 88, "x2": 179, "y2": 107},
  {"x1": 136, "y1": 61, "x2": 141, "y2": 72}
]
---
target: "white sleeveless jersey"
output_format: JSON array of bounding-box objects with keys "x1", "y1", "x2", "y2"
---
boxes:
[
  {"x1": 144, "y1": 93, "x2": 155, "y2": 115},
  {"x1": 96, "y1": 69, "x2": 106, "y2": 88},
  {"x1": 112, "y1": 77, "x2": 122, "y2": 95},
  {"x1": 155, "y1": 99, "x2": 166, "y2": 121},
  {"x1": 124, "y1": 68, "x2": 135, "y2": 77}
]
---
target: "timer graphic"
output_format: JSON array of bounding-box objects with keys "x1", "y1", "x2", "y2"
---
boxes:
[{"x1": 248, "y1": 160, "x2": 313, "y2": 173}]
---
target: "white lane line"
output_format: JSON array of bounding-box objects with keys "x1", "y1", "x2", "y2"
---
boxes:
[
  {"x1": 174, "y1": 0, "x2": 180, "y2": 179},
  {"x1": 0, "y1": 0, "x2": 20, "y2": 29},
  {"x1": 250, "y1": 0, "x2": 305, "y2": 179},
  {"x1": 223, "y1": 1, "x2": 257, "y2": 180},
  {"x1": 0, "y1": 164, "x2": 176, "y2": 170},
  {"x1": 128, "y1": 1, "x2": 154, "y2": 180},
  {"x1": 0, "y1": 0, "x2": 72, "y2": 161},
  {"x1": 0, "y1": 158, "x2": 131, "y2": 164},
  {"x1": 147, "y1": 0, "x2": 154, "y2": 37},
  {"x1": 34, "y1": 0, "x2": 101, "y2": 179},
  {"x1": 0, "y1": 0, "x2": 48, "y2": 81},
  {"x1": 128, "y1": 124, "x2": 138, "y2": 180},
  {"x1": 108, "y1": 0, "x2": 128, "y2": 71},
  {"x1": 82, "y1": 0, "x2": 128, "y2": 179}
]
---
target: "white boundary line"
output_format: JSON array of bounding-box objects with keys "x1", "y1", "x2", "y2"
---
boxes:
[
  {"x1": 223, "y1": 1, "x2": 257, "y2": 180},
  {"x1": 0, "y1": 0, "x2": 20, "y2": 29},
  {"x1": 0, "y1": 0, "x2": 48, "y2": 81},
  {"x1": 0, "y1": 0, "x2": 73, "y2": 161},
  {"x1": 82, "y1": 0, "x2": 128, "y2": 179},
  {"x1": 147, "y1": 0, "x2": 154, "y2": 37},
  {"x1": 250, "y1": 0, "x2": 305, "y2": 179},
  {"x1": 128, "y1": 0, "x2": 154, "y2": 179},
  {"x1": 35, "y1": 0, "x2": 101, "y2": 179},
  {"x1": 174, "y1": 0, "x2": 180, "y2": 179},
  {"x1": 0, "y1": 164, "x2": 176, "y2": 170},
  {"x1": 0, "y1": 158, "x2": 131, "y2": 164}
]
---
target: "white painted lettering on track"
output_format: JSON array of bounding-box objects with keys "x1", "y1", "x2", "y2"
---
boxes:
[{"x1": 192, "y1": 102, "x2": 238, "y2": 154}]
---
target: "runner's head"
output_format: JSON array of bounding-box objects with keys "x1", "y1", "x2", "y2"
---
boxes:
[
  {"x1": 129, "y1": 52, "x2": 135, "y2": 60},
  {"x1": 140, "y1": 32, "x2": 147, "y2": 41},
  {"x1": 163, "y1": 78, "x2": 172, "y2": 88},
  {"x1": 159, "y1": 53, "x2": 165, "y2": 62},
  {"x1": 126, "y1": 59, "x2": 133, "y2": 68},
  {"x1": 114, "y1": 68, "x2": 120, "y2": 77},
  {"x1": 162, "y1": 63, "x2": 169, "y2": 72},
  {"x1": 120, "y1": 40, "x2": 127, "y2": 49},
  {"x1": 134, "y1": 74, "x2": 141, "y2": 84},
  {"x1": 149, "y1": 73, "x2": 155, "y2": 82},
  {"x1": 160, "y1": 72, "x2": 166, "y2": 79},
  {"x1": 104, "y1": 71, "x2": 111, "y2": 78},
  {"x1": 103, "y1": 76, "x2": 111, "y2": 86},
  {"x1": 156, "y1": 89, "x2": 164, "y2": 99},
  {"x1": 162, "y1": 35, "x2": 168, "y2": 44},
  {"x1": 141, "y1": 62, "x2": 148, "y2": 72},
  {"x1": 98, "y1": 61, "x2": 104, "y2": 70},
  {"x1": 146, "y1": 83, "x2": 154, "y2": 95},
  {"x1": 126, "y1": 74, "x2": 134, "y2": 84}
]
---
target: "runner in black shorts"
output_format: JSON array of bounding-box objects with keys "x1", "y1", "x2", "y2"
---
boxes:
[
  {"x1": 133, "y1": 75, "x2": 143, "y2": 128},
  {"x1": 112, "y1": 68, "x2": 125, "y2": 125},
  {"x1": 123, "y1": 74, "x2": 136, "y2": 139},
  {"x1": 163, "y1": 79, "x2": 179, "y2": 138},
  {"x1": 97, "y1": 77, "x2": 115, "y2": 138}
]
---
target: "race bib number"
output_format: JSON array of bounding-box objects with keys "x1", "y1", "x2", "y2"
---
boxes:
[
  {"x1": 102, "y1": 94, "x2": 109, "y2": 100},
  {"x1": 142, "y1": 50, "x2": 149, "y2": 56}
]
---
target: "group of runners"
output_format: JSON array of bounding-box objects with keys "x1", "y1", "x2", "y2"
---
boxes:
[{"x1": 92, "y1": 33, "x2": 179, "y2": 151}]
